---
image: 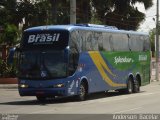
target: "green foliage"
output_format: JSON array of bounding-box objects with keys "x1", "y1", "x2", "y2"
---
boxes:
[
  {"x1": 91, "y1": 0, "x2": 153, "y2": 30},
  {"x1": 17, "y1": 0, "x2": 52, "y2": 29},
  {"x1": 0, "y1": 0, "x2": 154, "y2": 33},
  {"x1": 0, "y1": 0, "x2": 19, "y2": 45},
  {"x1": 0, "y1": 24, "x2": 19, "y2": 45},
  {"x1": 90, "y1": 17, "x2": 103, "y2": 25},
  {"x1": 150, "y1": 26, "x2": 160, "y2": 57},
  {"x1": 76, "y1": 0, "x2": 91, "y2": 23},
  {"x1": 149, "y1": 29, "x2": 155, "y2": 57},
  {"x1": 17, "y1": 0, "x2": 70, "y2": 28},
  {"x1": 0, "y1": 59, "x2": 16, "y2": 77}
]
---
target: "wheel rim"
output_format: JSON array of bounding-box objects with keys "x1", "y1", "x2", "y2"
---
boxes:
[
  {"x1": 80, "y1": 85, "x2": 85, "y2": 98},
  {"x1": 134, "y1": 80, "x2": 140, "y2": 92},
  {"x1": 128, "y1": 80, "x2": 133, "y2": 93}
]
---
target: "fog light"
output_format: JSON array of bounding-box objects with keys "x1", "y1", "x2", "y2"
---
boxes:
[
  {"x1": 19, "y1": 84, "x2": 28, "y2": 88},
  {"x1": 53, "y1": 84, "x2": 65, "y2": 88}
]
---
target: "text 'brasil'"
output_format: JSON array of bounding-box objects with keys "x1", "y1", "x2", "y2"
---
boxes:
[{"x1": 28, "y1": 33, "x2": 60, "y2": 44}]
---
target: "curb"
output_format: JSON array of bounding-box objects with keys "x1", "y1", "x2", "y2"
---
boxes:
[
  {"x1": 0, "y1": 84, "x2": 18, "y2": 89},
  {"x1": 150, "y1": 79, "x2": 160, "y2": 82},
  {"x1": 0, "y1": 78, "x2": 18, "y2": 84}
]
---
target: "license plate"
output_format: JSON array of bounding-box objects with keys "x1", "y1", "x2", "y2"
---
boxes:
[{"x1": 36, "y1": 91, "x2": 44, "y2": 95}]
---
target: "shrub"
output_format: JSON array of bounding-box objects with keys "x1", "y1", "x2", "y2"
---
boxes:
[{"x1": 0, "y1": 59, "x2": 17, "y2": 78}]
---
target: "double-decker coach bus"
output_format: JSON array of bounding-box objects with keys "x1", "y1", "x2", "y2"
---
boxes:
[{"x1": 17, "y1": 24, "x2": 150, "y2": 101}]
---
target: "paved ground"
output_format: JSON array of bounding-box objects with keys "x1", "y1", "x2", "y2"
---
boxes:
[
  {"x1": 0, "y1": 80, "x2": 160, "y2": 120},
  {"x1": 0, "y1": 81, "x2": 160, "y2": 114}
]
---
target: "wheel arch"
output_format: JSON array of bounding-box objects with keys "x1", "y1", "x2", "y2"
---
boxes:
[
  {"x1": 128, "y1": 73, "x2": 134, "y2": 83},
  {"x1": 80, "y1": 76, "x2": 89, "y2": 94}
]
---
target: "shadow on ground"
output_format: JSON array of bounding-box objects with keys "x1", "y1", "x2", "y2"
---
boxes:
[{"x1": 0, "y1": 91, "x2": 145, "y2": 106}]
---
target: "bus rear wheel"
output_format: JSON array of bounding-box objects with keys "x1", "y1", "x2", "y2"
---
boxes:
[
  {"x1": 126, "y1": 79, "x2": 134, "y2": 94},
  {"x1": 133, "y1": 79, "x2": 140, "y2": 93},
  {"x1": 77, "y1": 82, "x2": 87, "y2": 101}
]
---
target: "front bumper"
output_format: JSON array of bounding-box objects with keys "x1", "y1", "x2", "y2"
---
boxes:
[{"x1": 19, "y1": 87, "x2": 66, "y2": 97}]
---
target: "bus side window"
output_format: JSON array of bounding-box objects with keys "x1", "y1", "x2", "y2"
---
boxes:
[
  {"x1": 76, "y1": 31, "x2": 82, "y2": 52},
  {"x1": 129, "y1": 35, "x2": 144, "y2": 51},
  {"x1": 79, "y1": 31, "x2": 86, "y2": 51},
  {"x1": 98, "y1": 33, "x2": 103, "y2": 51},
  {"x1": 143, "y1": 36, "x2": 150, "y2": 51},
  {"x1": 92, "y1": 32, "x2": 100, "y2": 51},
  {"x1": 102, "y1": 33, "x2": 112, "y2": 51},
  {"x1": 68, "y1": 31, "x2": 79, "y2": 76},
  {"x1": 109, "y1": 35, "x2": 114, "y2": 51},
  {"x1": 129, "y1": 35, "x2": 139, "y2": 51},
  {"x1": 112, "y1": 33, "x2": 129, "y2": 51},
  {"x1": 86, "y1": 31, "x2": 92, "y2": 51}
]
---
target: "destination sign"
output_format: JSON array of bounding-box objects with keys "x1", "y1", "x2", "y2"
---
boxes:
[
  {"x1": 28, "y1": 33, "x2": 60, "y2": 44},
  {"x1": 21, "y1": 30, "x2": 69, "y2": 50}
]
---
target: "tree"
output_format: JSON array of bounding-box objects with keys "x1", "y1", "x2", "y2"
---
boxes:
[
  {"x1": 17, "y1": 0, "x2": 38, "y2": 29},
  {"x1": 0, "y1": 0, "x2": 154, "y2": 32},
  {"x1": 149, "y1": 29, "x2": 155, "y2": 57},
  {"x1": 0, "y1": 0, "x2": 19, "y2": 45},
  {"x1": 77, "y1": 0, "x2": 91, "y2": 23},
  {"x1": 48, "y1": 0, "x2": 70, "y2": 24},
  {"x1": 1, "y1": 24, "x2": 18, "y2": 45},
  {"x1": 91, "y1": 0, "x2": 153, "y2": 30},
  {"x1": 150, "y1": 26, "x2": 160, "y2": 57}
]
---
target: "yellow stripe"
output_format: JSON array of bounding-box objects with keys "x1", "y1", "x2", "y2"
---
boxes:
[{"x1": 89, "y1": 51, "x2": 126, "y2": 87}]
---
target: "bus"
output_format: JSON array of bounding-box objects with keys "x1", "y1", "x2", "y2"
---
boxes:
[{"x1": 17, "y1": 24, "x2": 150, "y2": 101}]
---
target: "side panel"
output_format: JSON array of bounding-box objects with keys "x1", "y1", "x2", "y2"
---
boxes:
[
  {"x1": 76, "y1": 51, "x2": 150, "y2": 93},
  {"x1": 18, "y1": 51, "x2": 150, "y2": 97}
]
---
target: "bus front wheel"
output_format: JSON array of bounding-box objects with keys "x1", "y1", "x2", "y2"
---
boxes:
[{"x1": 77, "y1": 82, "x2": 87, "y2": 101}]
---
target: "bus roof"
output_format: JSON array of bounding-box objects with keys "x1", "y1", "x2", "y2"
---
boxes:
[{"x1": 24, "y1": 24, "x2": 149, "y2": 36}]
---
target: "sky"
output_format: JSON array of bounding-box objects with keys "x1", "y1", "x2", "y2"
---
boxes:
[{"x1": 137, "y1": 0, "x2": 159, "y2": 33}]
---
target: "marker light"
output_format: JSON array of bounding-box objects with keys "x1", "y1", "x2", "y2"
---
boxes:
[
  {"x1": 19, "y1": 84, "x2": 28, "y2": 88},
  {"x1": 53, "y1": 84, "x2": 65, "y2": 88}
]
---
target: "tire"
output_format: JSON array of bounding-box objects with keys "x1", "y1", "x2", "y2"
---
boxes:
[
  {"x1": 133, "y1": 79, "x2": 140, "y2": 93},
  {"x1": 77, "y1": 82, "x2": 87, "y2": 101},
  {"x1": 36, "y1": 96, "x2": 46, "y2": 102},
  {"x1": 126, "y1": 79, "x2": 134, "y2": 94}
]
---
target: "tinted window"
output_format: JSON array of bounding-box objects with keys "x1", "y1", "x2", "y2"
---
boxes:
[
  {"x1": 143, "y1": 36, "x2": 150, "y2": 51},
  {"x1": 129, "y1": 35, "x2": 144, "y2": 51},
  {"x1": 68, "y1": 31, "x2": 79, "y2": 75},
  {"x1": 102, "y1": 33, "x2": 111, "y2": 51},
  {"x1": 19, "y1": 50, "x2": 67, "y2": 79},
  {"x1": 74, "y1": 30, "x2": 149, "y2": 52},
  {"x1": 111, "y1": 33, "x2": 129, "y2": 51}
]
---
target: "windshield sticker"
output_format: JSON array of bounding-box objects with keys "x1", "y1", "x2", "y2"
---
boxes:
[{"x1": 41, "y1": 71, "x2": 47, "y2": 78}]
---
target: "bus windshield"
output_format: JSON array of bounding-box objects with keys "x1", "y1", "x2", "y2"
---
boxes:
[{"x1": 18, "y1": 50, "x2": 67, "y2": 80}]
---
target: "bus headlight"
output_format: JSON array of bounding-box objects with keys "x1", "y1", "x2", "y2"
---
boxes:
[
  {"x1": 19, "y1": 84, "x2": 29, "y2": 88},
  {"x1": 53, "y1": 83, "x2": 65, "y2": 88}
]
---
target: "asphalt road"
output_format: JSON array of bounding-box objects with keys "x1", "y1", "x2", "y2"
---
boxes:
[{"x1": 0, "y1": 81, "x2": 160, "y2": 120}]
